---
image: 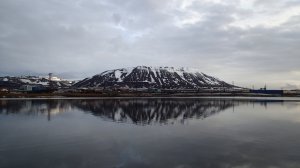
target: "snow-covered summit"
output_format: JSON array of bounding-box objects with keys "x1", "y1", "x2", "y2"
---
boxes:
[{"x1": 74, "y1": 66, "x2": 232, "y2": 89}]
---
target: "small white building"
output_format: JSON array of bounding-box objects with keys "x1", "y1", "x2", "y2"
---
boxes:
[{"x1": 0, "y1": 88, "x2": 9, "y2": 92}]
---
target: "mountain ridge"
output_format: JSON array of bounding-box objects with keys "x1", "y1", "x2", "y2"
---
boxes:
[{"x1": 74, "y1": 66, "x2": 233, "y2": 89}]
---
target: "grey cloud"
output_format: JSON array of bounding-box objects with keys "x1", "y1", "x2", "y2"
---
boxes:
[{"x1": 0, "y1": 0, "x2": 300, "y2": 88}]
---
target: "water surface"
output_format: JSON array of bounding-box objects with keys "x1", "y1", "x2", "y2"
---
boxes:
[{"x1": 1, "y1": 98, "x2": 300, "y2": 168}]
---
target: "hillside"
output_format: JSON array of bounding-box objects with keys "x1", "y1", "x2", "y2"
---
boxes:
[
  {"x1": 0, "y1": 76, "x2": 72, "y2": 90},
  {"x1": 74, "y1": 66, "x2": 232, "y2": 89}
]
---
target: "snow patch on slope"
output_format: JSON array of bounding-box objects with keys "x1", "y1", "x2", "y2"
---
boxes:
[{"x1": 76, "y1": 66, "x2": 230, "y2": 89}]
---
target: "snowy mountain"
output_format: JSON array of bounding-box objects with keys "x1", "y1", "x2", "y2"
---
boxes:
[
  {"x1": 0, "y1": 76, "x2": 73, "y2": 90},
  {"x1": 74, "y1": 66, "x2": 232, "y2": 89}
]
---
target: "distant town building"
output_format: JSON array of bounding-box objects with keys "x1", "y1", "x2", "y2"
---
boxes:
[
  {"x1": 250, "y1": 89, "x2": 283, "y2": 96},
  {"x1": 48, "y1": 73, "x2": 63, "y2": 81},
  {"x1": 20, "y1": 85, "x2": 48, "y2": 92}
]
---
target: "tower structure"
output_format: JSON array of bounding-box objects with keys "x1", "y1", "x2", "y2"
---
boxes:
[{"x1": 48, "y1": 73, "x2": 53, "y2": 87}]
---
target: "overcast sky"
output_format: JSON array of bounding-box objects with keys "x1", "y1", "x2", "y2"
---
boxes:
[{"x1": 0, "y1": 0, "x2": 300, "y2": 89}]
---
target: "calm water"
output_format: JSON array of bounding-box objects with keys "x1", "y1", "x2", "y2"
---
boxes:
[{"x1": 1, "y1": 98, "x2": 300, "y2": 168}]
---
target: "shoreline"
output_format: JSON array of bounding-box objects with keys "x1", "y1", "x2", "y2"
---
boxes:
[{"x1": 1, "y1": 92, "x2": 300, "y2": 100}]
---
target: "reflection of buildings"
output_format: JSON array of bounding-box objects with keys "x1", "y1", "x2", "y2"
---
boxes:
[{"x1": 0, "y1": 100, "x2": 72, "y2": 120}]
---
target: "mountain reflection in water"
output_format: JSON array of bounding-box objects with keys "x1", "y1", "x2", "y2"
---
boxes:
[
  {"x1": 1, "y1": 98, "x2": 300, "y2": 168},
  {"x1": 0, "y1": 98, "x2": 284, "y2": 125}
]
